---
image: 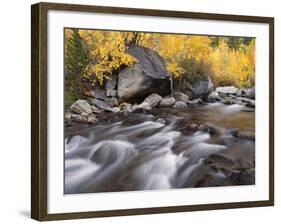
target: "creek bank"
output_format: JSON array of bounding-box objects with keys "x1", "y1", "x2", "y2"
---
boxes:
[{"x1": 65, "y1": 85, "x2": 255, "y2": 125}]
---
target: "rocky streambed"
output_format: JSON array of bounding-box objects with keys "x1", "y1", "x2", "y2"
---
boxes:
[{"x1": 64, "y1": 86, "x2": 255, "y2": 194}]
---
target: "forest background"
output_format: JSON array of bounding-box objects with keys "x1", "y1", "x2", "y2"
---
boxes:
[{"x1": 64, "y1": 29, "x2": 255, "y2": 107}]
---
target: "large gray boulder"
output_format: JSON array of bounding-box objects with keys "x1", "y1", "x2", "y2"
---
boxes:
[
  {"x1": 117, "y1": 44, "x2": 172, "y2": 103},
  {"x1": 70, "y1": 100, "x2": 92, "y2": 115},
  {"x1": 188, "y1": 76, "x2": 214, "y2": 99}
]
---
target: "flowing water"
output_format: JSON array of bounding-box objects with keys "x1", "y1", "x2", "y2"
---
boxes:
[{"x1": 64, "y1": 102, "x2": 255, "y2": 194}]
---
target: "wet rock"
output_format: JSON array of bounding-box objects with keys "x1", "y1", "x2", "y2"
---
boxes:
[
  {"x1": 245, "y1": 100, "x2": 255, "y2": 108},
  {"x1": 216, "y1": 86, "x2": 238, "y2": 95},
  {"x1": 173, "y1": 101, "x2": 187, "y2": 108},
  {"x1": 105, "y1": 97, "x2": 119, "y2": 107},
  {"x1": 205, "y1": 143, "x2": 255, "y2": 185},
  {"x1": 189, "y1": 123, "x2": 199, "y2": 130},
  {"x1": 87, "y1": 114, "x2": 98, "y2": 124},
  {"x1": 198, "y1": 123, "x2": 224, "y2": 135},
  {"x1": 70, "y1": 100, "x2": 92, "y2": 115},
  {"x1": 206, "y1": 154, "x2": 237, "y2": 171},
  {"x1": 155, "y1": 118, "x2": 167, "y2": 125},
  {"x1": 132, "y1": 102, "x2": 152, "y2": 112},
  {"x1": 159, "y1": 97, "x2": 176, "y2": 107},
  {"x1": 112, "y1": 107, "x2": 121, "y2": 113},
  {"x1": 184, "y1": 123, "x2": 199, "y2": 133},
  {"x1": 119, "y1": 102, "x2": 133, "y2": 113},
  {"x1": 143, "y1": 93, "x2": 162, "y2": 107},
  {"x1": 232, "y1": 130, "x2": 255, "y2": 141},
  {"x1": 233, "y1": 168, "x2": 255, "y2": 185},
  {"x1": 173, "y1": 92, "x2": 189, "y2": 103},
  {"x1": 187, "y1": 98, "x2": 203, "y2": 105},
  {"x1": 117, "y1": 44, "x2": 172, "y2": 102},
  {"x1": 90, "y1": 89, "x2": 106, "y2": 100},
  {"x1": 222, "y1": 98, "x2": 235, "y2": 105},
  {"x1": 241, "y1": 107, "x2": 255, "y2": 112},
  {"x1": 207, "y1": 91, "x2": 221, "y2": 103},
  {"x1": 92, "y1": 99, "x2": 115, "y2": 112},
  {"x1": 238, "y1": 88, "x2": 248, "y2": 97}
]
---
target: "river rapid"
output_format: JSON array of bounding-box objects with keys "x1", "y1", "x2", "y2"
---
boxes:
[{"x1": 64, "y1": 102, "x2": 255, "y2": 194}]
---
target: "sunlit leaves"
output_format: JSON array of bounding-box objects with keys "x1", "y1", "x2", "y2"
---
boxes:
[
  {"x1": 64, "y1": 28, "x2": 255, "y2": 90},
  {"x1": 78, "y1": 30, "x2": 137, "y2": 85}
]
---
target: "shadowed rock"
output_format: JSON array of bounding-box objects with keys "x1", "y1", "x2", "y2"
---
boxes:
[
  {"x1": 117, "y1": 44, "x2": 172, "y2": 102},
  {"x1": 189, "y1": 76, "x2": 214, "y2": 99}
]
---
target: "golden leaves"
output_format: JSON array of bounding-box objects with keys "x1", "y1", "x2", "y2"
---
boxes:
[{"x1": 78, "y1": 30, "x2": 137, "y2": 85}]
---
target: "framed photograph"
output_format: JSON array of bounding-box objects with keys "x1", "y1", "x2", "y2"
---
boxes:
[{"x1": 31, "y1": 2, "x2": 274, "y2": 221}]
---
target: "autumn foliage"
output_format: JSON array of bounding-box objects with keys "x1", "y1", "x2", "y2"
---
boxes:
[{"x1": 64, "y1": 28, "x2": 255, "y2": 106}]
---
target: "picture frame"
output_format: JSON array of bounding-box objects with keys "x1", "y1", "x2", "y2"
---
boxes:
[{"x1": 31, "y1": 2, "x2": 274, "y2": 221}]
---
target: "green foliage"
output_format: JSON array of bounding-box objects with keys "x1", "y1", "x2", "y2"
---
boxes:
[{"x1": 64, "y1": 29, "x2": 88, "y2": 107}]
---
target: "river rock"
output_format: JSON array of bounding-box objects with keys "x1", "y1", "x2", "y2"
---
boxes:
[
  {"x1": 92, "y1": 99, "x2": 115, "y2": 112},
  {"x1": 222, "y1": 97, "x2": 235, "y2": 105},
  {"x1": 112, "y1": 107, "x2": 121, "y2": 113},
  {"x1": 216, "y1": 86, "x2": 238, "y2": 95},
  {"x1": 232, "y1": 130, "x2": 255, "y2": 141},
  {"x1": 90, "y1": 88, "x2": 106, "y2": 100},
  {"x1": 143, "y1": 93, "x2": 162, "y2": 107},
  {"x1": 188, "y1": 98, "x2": 203, "y2": 105},
  {"x1": 173, "y1": 92, "x2": 189, "y2": 103},
  {"x1": 159, "y1": 97, "x2": 176, "y2": 107},
  {"x1": 132, "y1": 102, "x2": 152, "y2": 112},
  {"x1": 119, "y1": 102, "x2": 133, "y2": 112},
  {"x1": 205, "y1": 141, "x2": 255, "y2": 185},
  {"x1": 173, "y1": 101, "x2": 187, "y2": 108},
  {"x1": 105, "y1": 97, "x2": 119, "y2": 107},
  {"x1": 248, "y1": 86, "x2": 255, "y2": 99},
  {"x1": 237, "y1": 88, "x2": 248, "y2": 97},
  {"x1": 189, "y1": 76, "x2": 214, "y2": 99},
  {"x1": 245, "y1": 100, "x2": 255, "y2": 108},
  {"x1": 155, "y1": 118, "x2": 167, "y2": 125},
  {"x1": 207, "y1": 91, "x2": 221, "y2": 103},
  {"x1": 117, "y1": 44, "x2": 172, "y2": 102},
  {"x1": 207, "y1": 140, "x2": 255, "y2": 171},
  {"x1": 65, "y1": 111, "x2": 72, "y2": 121},
  {"x1": 70, "y1": 100, "x2": 92, "y2": 115},
  {"x1": 91, "y1": 105, "x2": 102, "y2": 114},
  {"x1": 87, "y1": 114, "x2": 98, "y2": 124},
  {"x1": 71, "y1": 114, "x2": 88, "y2": 123},
  {"x1": 198, "y1": 123, "x2": 224, "y2": 135}
]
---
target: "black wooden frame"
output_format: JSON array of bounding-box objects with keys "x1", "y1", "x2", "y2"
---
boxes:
[{"x1": 31, "y1": 2, "x2": 274, "y2": 221}]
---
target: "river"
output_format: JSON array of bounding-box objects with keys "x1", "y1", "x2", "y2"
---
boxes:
[{"x1": 64, "y1": 102, "x2": 255, "y2": 194}]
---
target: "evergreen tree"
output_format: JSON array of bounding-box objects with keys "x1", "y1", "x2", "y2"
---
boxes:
[{"x1": 64, "y1": 29, "x2": 88, "y2": 107}]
